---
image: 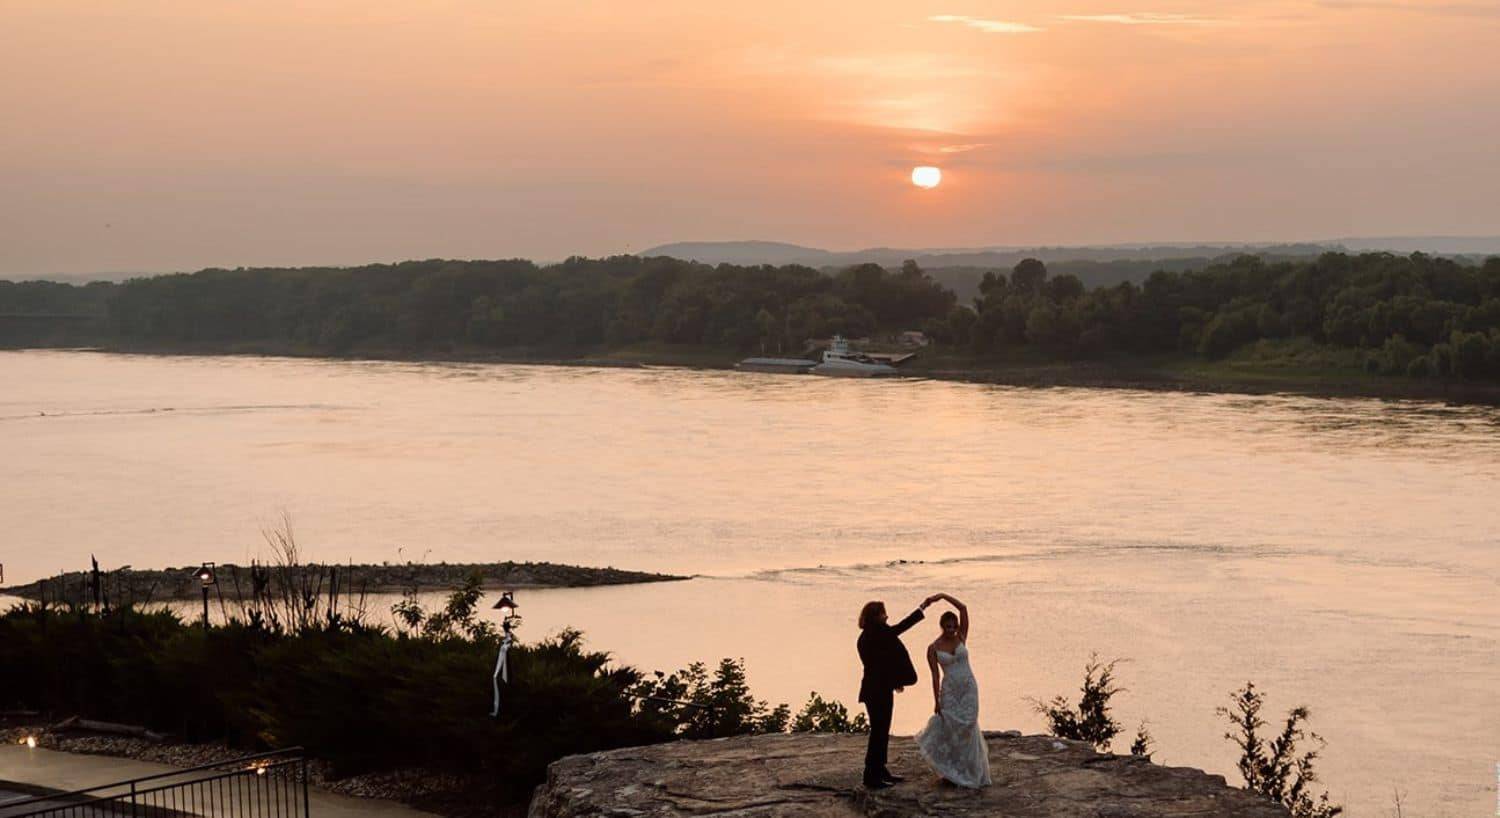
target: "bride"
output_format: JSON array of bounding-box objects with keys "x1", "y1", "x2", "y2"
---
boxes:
[{"x1": 915, "y1": 593, "x2": 991, "y2": 788}]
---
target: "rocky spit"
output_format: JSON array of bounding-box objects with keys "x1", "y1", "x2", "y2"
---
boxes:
[
  {"x1": 2, "y1": 561, "x2": 686, "y2": 603},
  {"x1": 527, "y1": 731, "x2": 1289, "y2": 818}
]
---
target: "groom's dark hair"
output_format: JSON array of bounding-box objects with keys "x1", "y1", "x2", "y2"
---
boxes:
[{"x1": 858, "y1": 600, "x2": 885, "y2": 630}]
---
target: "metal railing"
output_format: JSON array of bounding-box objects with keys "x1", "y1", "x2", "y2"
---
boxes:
[{"x1": 0, "y1": 749, "x2": 308, "y2": 818}]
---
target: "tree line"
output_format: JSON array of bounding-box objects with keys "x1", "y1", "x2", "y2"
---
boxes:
[
  {"x1": 3, "y1": 251, "x2": 1499, "y2": 379},
  {"x1": 940, "y1": 251, "x2": 1500, "y2": 379}
]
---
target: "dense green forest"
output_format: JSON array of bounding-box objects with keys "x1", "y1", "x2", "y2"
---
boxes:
[
  {"x1": 4, "y1": 251, "x2": 1500, "y2": 380},
  {"x1": 924, "y1": 252, "x2": 1326, "y2": 301},
  {"x1": 955, "y1": 252, "x2": 1500, "y2": 379}
]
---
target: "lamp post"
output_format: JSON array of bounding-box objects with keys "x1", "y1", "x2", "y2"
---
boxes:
[
  {"x1": 493, "y1": 590, "x2": 519, "y2": 632},
  {"x1": 191, "y1": 562, "x2": 217, "y2": 631},
  {"x1": 490, "y1": 591, "x2": 519, "y2": 716}
]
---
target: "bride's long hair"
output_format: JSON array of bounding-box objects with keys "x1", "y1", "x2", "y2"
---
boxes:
[{"x1": 858, "y1": 600, "x2": 885, "y2": 629}]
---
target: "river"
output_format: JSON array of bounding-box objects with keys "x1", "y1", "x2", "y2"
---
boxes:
[{"x1": 2, "y1": 349, "x2": 1496, "y2": 816}]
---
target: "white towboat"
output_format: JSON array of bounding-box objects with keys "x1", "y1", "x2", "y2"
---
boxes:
[{"x1": 812, "y1": 336, "x2": 899, "y2": 377}]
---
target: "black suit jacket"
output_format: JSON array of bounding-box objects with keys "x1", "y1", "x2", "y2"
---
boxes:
[{"x1": 856, "y1": 608, "x2": 924, "y2": 703}]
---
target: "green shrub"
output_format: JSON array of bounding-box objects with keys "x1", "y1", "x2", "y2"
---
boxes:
[
  {"x1": 630, "y1": 657, "x2": 789, "y2": 738},
  {"x1": 1031, "y1": 654, "x2": 1149, "y2": 756},
  {"x1": 792, "y1": 692, "x2": 869, "y2": 733},
  {"x1": 1200, "y1": 307, "x2": 1262, "y2": 359},
  {"x1": 1219, "y1": 682, "x2": 1342, "y2": 818},
  {"x1": 1371, "y1": 334, "x2": 1425, "y2": 375},
  {"x1": 1451, "y1": 329, "x2": 1494, "y2": 379}
]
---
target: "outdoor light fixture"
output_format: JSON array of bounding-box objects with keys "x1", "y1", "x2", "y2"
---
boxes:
[
  {"x1": 490, "y1": 590, "x2": 518, "y2": 717},
  {"x1": 23, "y1": 735, "x2": 37, "y2": 748},
  {"x1": 193, "y1": 563, "x2": 217, "y2": 586},
  {"x1": 190, "y1": 562, "x2": 217, "y2": 630}
]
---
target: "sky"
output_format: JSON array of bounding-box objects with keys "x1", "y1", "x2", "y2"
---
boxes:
[{"x1": 3, "y1": 0, "x2": 1499, "y2": 275}]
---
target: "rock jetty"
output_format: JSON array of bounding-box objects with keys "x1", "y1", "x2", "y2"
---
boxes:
[{"x1": 2, "y1": 561, "x2": 686, "y2": 603}]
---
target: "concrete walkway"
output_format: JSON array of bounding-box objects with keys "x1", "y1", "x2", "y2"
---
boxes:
[{"x1": 0, "y1": 746, "x2": 442, "y2": 818}]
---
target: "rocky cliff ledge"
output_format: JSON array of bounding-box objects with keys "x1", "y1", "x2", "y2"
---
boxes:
[{"x1": 528, "y1": 732, "x2": 1288, "y2": 817}]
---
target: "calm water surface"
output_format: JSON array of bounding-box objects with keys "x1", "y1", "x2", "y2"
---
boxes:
[{"x1": 2, "y1": 350, "x2": 1497, "y2": 816}]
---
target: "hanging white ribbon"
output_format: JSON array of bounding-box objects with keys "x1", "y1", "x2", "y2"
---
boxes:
[{"x1": 490, "y1": 631, "x2": 513, "y2": 717}]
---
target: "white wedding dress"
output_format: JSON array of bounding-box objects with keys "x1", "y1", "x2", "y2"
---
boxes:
[{"x1": 914, "y1": 642, "x2": 992, "y2": 788}]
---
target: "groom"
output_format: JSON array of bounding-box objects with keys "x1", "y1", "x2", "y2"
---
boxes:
[{"x1": 856, "y1": 595, "x2": 937, "y2": 789}]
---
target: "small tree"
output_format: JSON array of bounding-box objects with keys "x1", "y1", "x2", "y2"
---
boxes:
[
  {"x1": 793, "y1": 692, "x2": 869, "y2": 733},
  {"x1": 1032, "y1": 654, "x2": 1124, "y2": 752},
  {"x1": 631, "y1": 657, "x2": 789, "y2": 738},
  {"x1": 1011, "y1": 258, "x2": 1048, "y2": 294},
  {"x1": 1128, "y1": 722, "x2": 1154, "y2": 760},
  {"x1": 1032, "y1": 656, "x2": 1154, "y2": 759},
  {"x1": 389, "y1": 572, "x2": 497, "y2": 641},
  {"x1": 1218, "y1": 682, "x2": 1342, "y2": 818}
]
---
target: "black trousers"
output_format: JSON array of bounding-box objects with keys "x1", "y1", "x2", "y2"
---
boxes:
[{"x1": 863, "y1": 689, "x2": 894, "y2": 781}]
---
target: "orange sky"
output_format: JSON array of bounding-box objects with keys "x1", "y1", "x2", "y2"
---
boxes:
[{"x1": 3, "y1": 1, "x2": 1498, "y2": 273}]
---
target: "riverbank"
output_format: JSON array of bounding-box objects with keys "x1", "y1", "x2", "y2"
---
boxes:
[
  {"x1": 18, "y1": 338, "x2": 1500, "y2": 406},
  {"x1": 910, "y1": 350, "x2": 1500, "y2": 404},
  {"x1": 0, "y1": 561, "x2": 687, "y2": 603}
]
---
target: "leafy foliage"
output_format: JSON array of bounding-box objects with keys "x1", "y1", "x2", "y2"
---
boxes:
[
  {"x1": 1128, "y1": 722, "x2": 1153, "y2": 760},
  {"x1": 964, "y1": 253, "x2": 1500, "y2": 379},
  {"x1": 629, "y1": 658, "x2": 790, "y2": 738},
  {"x1": 8, "y1": 252, "x2": 1500, "y2": 380},
  {"x1": 1033, "y1": 654, "x2": 1152, "y2": 760},
  {"x1": 1219, "y1": 682, "x2": 1343, "y2": 818},
  {"x1": 1032, "y1": 655, "x2": 1126, "y2": 752},
  {"x1": 792, "y1": 691, "x2": 869, "y2": 733},
  {"x1": 389, "y1": 573, "x2": 497, "y2": 641},
  {"x1": 79, "y1": 256, "x2": 952, "y2": 355}
]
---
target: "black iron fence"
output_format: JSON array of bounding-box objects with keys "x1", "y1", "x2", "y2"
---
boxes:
[{"x1": 0, "y1": 749, "x2": 308, "y2": 818}]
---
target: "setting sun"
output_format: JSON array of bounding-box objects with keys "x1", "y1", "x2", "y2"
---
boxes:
[{"x1": 911, "y1": 166, "x2": 942, "y2": 189}]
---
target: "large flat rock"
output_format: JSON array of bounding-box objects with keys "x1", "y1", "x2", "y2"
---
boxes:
[{"x1": 528, "y1": 732, "x2": 1288, "y2": 817}]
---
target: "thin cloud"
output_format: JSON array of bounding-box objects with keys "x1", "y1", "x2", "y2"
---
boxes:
[
  {"x1": 939, "y1": 143, "x2": 990, "y2": 154},
  {"x1": 1060, "y1": 12, "x2": 1227, "y2": 25},
  {"x1": 1318, "y1": 1, "x2": 1500, "y2": 18},
  {"x1": 929, "y1": 14, "x2": 1045, "y2": 33}
]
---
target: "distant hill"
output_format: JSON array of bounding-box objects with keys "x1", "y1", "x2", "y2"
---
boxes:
[
  {"x1": 0, "y1": 271, "x2": 151, "y2": 284},
  {"x1": 1334, "y1": 236, "x2": 1500, "y2": 255},
  {"x1": 639, "y1": 238, "x2": 1500, "y2": 301},
  {"x1": 10, "y1": 237, "x2": 1497, "y2": 288},
  {"x1": 639, "y1": 240, "x2": 1338, "y2": 270},
  {"x1": 641, "y1": 241, "x2": 1338, "y2": 301},
  {"x1": 639, "y1": 241, "x2": 836, "y2": 266},
  {"x1": 640, "y1": 237, "x2": 1500, "y2": 269}
]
